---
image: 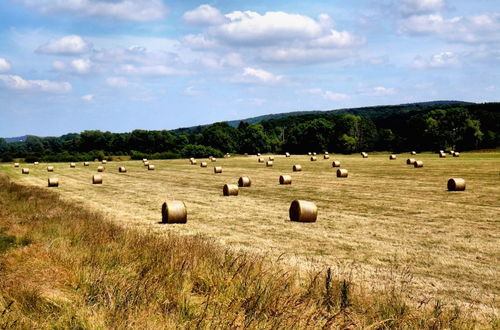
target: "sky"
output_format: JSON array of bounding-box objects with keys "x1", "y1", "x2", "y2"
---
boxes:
[{"x1": 0, "y1": 0, "x2": 498, "y2": 137}]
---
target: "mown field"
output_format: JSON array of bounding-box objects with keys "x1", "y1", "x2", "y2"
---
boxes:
[{"x1": 1, "y1": 151, "x2": 499, "y2": 316}]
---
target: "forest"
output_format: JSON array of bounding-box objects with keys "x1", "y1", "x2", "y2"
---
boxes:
[{"x1": 1, "y1": 102, "x2": 498, "y2": 162}]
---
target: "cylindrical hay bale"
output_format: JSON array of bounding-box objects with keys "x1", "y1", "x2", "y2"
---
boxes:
[
  {"x1": 211, "y1": 157, "x2": 217, "y2": 162},
  {"x1": 94, "y1": 158, "x2": 99, "y2": 162},
  {"x1": 47, "y1": 166, "x2": 54, "y2": 172},
  {"x1": 257, "y1": 153, "x2": 261, "y2": 156},
  {"x1": 34, "y1": 162, "x2": 39, "y2": 165},
  {"x1": 143, "y1": 158, "x2": 148, "y2": 162},
  {"x1": 238, "y1": 176, "x2": 251, "y2": 187},
  {"x1": 308, "y1": 152, "x2": 312, "y2": 156},
  {"x1": 143, "y1": 161, "x2": 150, "y2": 166},
  {"x1": 200, "y1": 162, "x2": 208, "y2": 167},
  {"x1": 285, "y1": 152, "x2": 291, "y2": 157},
  {"x1": 162, "y1": 201, "x2": 187, "y2": 223},
  {"x1": 279, "y1": 175, "x2": 292, "y2": 185},
  {"x1": 324, "y1": 154, "x2": 330, "y2": 159},
  {"x1": 449, "y1": 150, "x2": 455, "y2": 155},
  {"x1": 148, "y1": 164, "x2": 155, "y2": 170},
  {"x1": 406, "y1": 158, "x2": 416, "y2": 165},
  {"x1": 389, "y1": 154, "x2": 396, "y2": 160},
  {"x1": 83, "y1": 162, "x2": 90, "y2": 166},
  {"x1": 70, "y1": 162, "x2": 76, "y2": 168},
  {"x1": 268, "y1": 156, "x2": 274, "y2": 161},
  {"x1": 48, "y1": 177, "x2": 59, "y2": 187},
  {"x1": 92, "y1": 175, "x2": 103, "y2": 184},
  {"x1": 102, "y1": 160, "x2": 107, "y2": 164},
  {"x1": 119, "y1": 167, "x2": 127, "y2": 173},
  {"x1": 258, "y1": 157, "x2": 264, "y2": 163},
  {"x1": 190, "y1": 159, "x2": 197, "y2": 165},
  {"x1": 266, "y1": 160, "x2": 273, "y2": 167},
  {"x1": 97, "y1": 166, "x2": 105, "y2": 172},
  {"x1": 439, "y1": 153, "x2": 446, "y2": 158},
  {"x1": 14, "y1": 163, "x2": 19, "y2": 167},
  {"x1": 332, "y1": 160, "x2": 340, "y2": 167},
  {"x1": 293, "y1": 164, "x2": 302, "y2": 172},
  {"x1": 310, "y1": 156, "x2": 317, "y2": 161},
  {"x1": 325, "y1": 151, "x2": 329, "y2": 155},
  {"x1": 439, "y1": 150, "x2": 444, "y2": 154},
  {"x1": 453, "y1": 152, "x2": 460, "y2": 157},
  {"x1": 414, "y1": 160, "x2": 424, "y2": 168},
  {"x1": 336, "y1": 169, "x2": 348, "y2": 178},
  {"x1": 223, "y1": 184, "x2": 239, "y2": 196},
  {"x1": 289, "y1": 200, "x2": 317, "y2": 222},
  {"x1": 244, "y1": 153, "x2": 249, "y2": 156},
  {"x1": 22, "y1": 168, "x2": 30, "y2": 175},
  {"x1": 313, "y1": 152, "x2": 317, "y2": 156},
  {"x1": 361, "y1": 152, "x2": 368, "y2": 158},
  {"x1": 214, "y1": 166, "x2": 222, "y2": 174},
  {"x1": 411, "y1": 151, "x2": 417, "y2": 155},
  {"x1": 448, "y1": 178, "x2": 466, "y2": 191}
]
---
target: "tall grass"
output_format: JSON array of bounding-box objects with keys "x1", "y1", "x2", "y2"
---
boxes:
[{"x1": 0, "y1": 175, "x2": 492, "y2": 328}]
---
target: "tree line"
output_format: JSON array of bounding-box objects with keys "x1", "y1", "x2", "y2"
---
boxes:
[{"x1": 1, "y1": 103, "x2": 498, "y2": 162}]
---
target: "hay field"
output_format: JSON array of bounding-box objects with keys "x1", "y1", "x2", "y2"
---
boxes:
[{"x1": 2, "y1": 152, "x2": 499, "y2": 312}]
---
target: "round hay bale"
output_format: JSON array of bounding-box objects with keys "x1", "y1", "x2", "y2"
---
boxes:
[
  {"x1": 325, "y1": 151, "x2": 329, "y2": 155},
  {"x1": 336, "y1": 169, "x2": 348, "y2": 178},
  {"x1": 143, "y1": 158, "x2": 148, "y2": 162},
  {"x1": 190, "y1": 159, "x2": 197, "y2": 165},
  {"x1": 14, "y1": 163, "x2": 19, "y2": 168},
  {"x1": 289, "y1": 200, "x2": 317, "y2": 222},
  {"x1": 414, "y1": 160, "x2": 424, "y2": 168},
  {"x1": 279, "y1": 175, "x2": 292, "y2": 185},
  {"x1": 48, "y1": 177, "x2": 59, "y2": 187},
  {"x1": 411, "y1": 151, "x2": 417, "y2": 155},
  {"x1": 211, "y1": 157, "x2": 217, "y2": 162},
  {"x1": 389, "y1": 154, "x2": 396, "y2": 160},
  {"x1": 83, "y1": 162, "x2": 90, "y2": 166},
  {"x1": 143, "y1": 161, "x2": 150, "y2": 166},
  {"x1": 310, "y1": 156, "x2": 317, "y2": 161},
  {"x1": 224, "y1": 153, "x2": 231, "y2": 158},
  {"x1": 102, "y1": 160, "x2": 107, "y2": 164},
  {"x1": 406, "y1": 158, "x2": 416, "y2": 165},
  {"x1": 313, "y1": 152, "x2": 317, "y2": 156},
  {"x1": 308, "y1": 152, "x2": 312, "y2": 156},
  {"x1": 285, "y1": 152, "x2": 291, "y2": 157},
  {"x1": 148, "y1": 164, "x2": 155, "y2": 171},
  {"x1": 448, "y1": 178, "x2": 465, "y2": 191},
  {"x1": 453, "y1": 152, "x2": 460, "y2": 157},
  {"x1": 200, "y1": 162, "x2": 208, "y2": 167},
  {"x1": 257, "y1": 153, "x2": 261, "y2": 156},
  {"x1": 94, "y1": 158, "x2": 99, "y2": 162},
  {"x1": 449, "y1": 150, "x2": 455, "y2": 155},
  {"x1": 119, "y1": 167, "x2": 127, "y2": 173},
  {"x1": 47, "y1": 166, "x2": 54, "y2": 172},
  {"x1": 258, "y1": 157, "x2": 264, "y2": 163},
  {"x1": 238, "y1": 176, "x2": 251, "y2": 187},
  {"x1": 268, "y1": 156, "x2": 274, "y2": 161},
  {"x1": 439, "y1": 153, "x2": 446, "y2": 158},
  {"x1": 293, "y1": 164, "x2": 302, "y2": 172},
  {"x1": 97, "y1": 166, "x2": 105, "y2": 172},
  {"x1": 70, "y1": 162, "x2": 76, "y2": 168},
  {"x1": 92, "y1": 174, "x2": 103, "y2": 184},
  {"x1": 266, "y1": 160, "x2": 273, "y2": 167},
  {"x1": 22, "y1": 168, "x2": 30, "y2": 175},
  {"x1": 361, "y1": 152, "x2": 368, "y2": 158},
  {"x1": 439, "y1": 150, "x2": 444, "y2": 154},
  {"x1": 162, "y1": 201, "x2": 187, "y2": 224},
  {"x1": 214, "y1": 166, "x2": 222, "y2": 174},
  {"x1": 34, "y1": 162, "x2": 39, "y2": 165},
  {"x1": 223, "y1": 184, "x2": 239, "y2": 196},
  {"x1": 332, "y1": 160, "x2": 340, "y2": 167},
  {"x1": 324, "y1": 154, "x2": 330, "y2": 159},
  {"x1": 244, "y1": 153, "x2": 249, "y2": 156}
]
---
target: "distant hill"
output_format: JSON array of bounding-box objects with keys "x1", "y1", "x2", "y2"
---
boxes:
[
  {"x1": 4, "y1": 135, "x2": 28, "y2": 143},
  {"x1": 172, "y1": 100, "x2": 473, "y2": 133}
]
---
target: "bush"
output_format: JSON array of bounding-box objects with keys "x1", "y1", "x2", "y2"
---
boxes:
[{"x1": 180, "y1": 144, "x2": 223, "y2": 158}]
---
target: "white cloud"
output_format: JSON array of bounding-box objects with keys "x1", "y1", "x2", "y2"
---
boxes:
[
  {"x1": 18, "y1": 0, "x2": 168, "y2": 22},
  {"x1": 52, "y1": 58, "x2": 93, "y2": 74},
  {"x1": 370, "y1": 86, "x2": 396, "y2": 96},
  {"x1": 0, "y1": 74, "x2": 72, "y2": 93},
  {"x1": 399, "y1": 13, "x2": 500, "y2": 43},
  {"x1": 82, "y1": 94, "x2": 94, "y2": 102},
  {"x1": 106, "y1": 76, "x2": 131, "y2": 88},
  {"x1": 184, "y1": 86, "x2": 202, "y2": 96},
  {"x1": 183, "y1": 5, "x2": 226, "y2": 26},
  {"x1": 37, "y1": 35, "x2": 91, "y2": 55},
  {"x1": 413, "y1": 51, "x2": 460, "y2": 68},
  {"x1": 258, "y1": 47, "x2": 355, "y2": 63},
  {"x1": 0, "y1": 58, "x2": 11, "y2": 73},
  {"x1": 181, "y1": 34, "x2": 220, "y2": 50},
  {"x1": 399, "y1": 0, "x2": 445, "y2": 15},
  {"x1": 307, "y1": 88, "x2": 349, "y2": 101},
  {"x1": 241, "y1": 67, "x2": 283, "y2": 83},
  {"x1": 117, "y1": 64, "x2": 188, "y2": 76}
]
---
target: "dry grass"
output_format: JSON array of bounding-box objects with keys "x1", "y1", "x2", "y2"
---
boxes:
[{"x1": 1, "y1": 152, "x2": 499, "y2": 322}]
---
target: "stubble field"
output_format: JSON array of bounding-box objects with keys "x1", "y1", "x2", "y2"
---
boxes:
[{"x1": 1, "y1": 151, "x2": 499, "y2": 315}]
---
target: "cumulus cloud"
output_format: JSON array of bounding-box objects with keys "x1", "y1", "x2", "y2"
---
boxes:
[
  {"x1": 52, "y1": 58, "x2": 93, "y2": 74},
  {"x1": 82, "y1": 94, "x2": 94, "y2": 102},
  {"x1": 399, "y1": 0, "x2": 445, "y2": 15},
  {"x1": 0, "y1": 74, "x2": 72, "y2": 93},
  {"x1": 307, "y1": 88, "x2": 349, "y2": 101},
  {"x1": 183, "y1": 4, "x2": 226, "y2": 26},
  {"x1": 0, "y1": 58, "x2": 11, "y2": 73},
  {"x1": 413, "y1": 51, "x2": 460, "y2": 68},
  {"x1": 241, "y1": 67, "x2": 283, "y2": 83},
  {"x1": 117, "y1": 64, "x2": 188, "y2": 76},
  {"x1": 398, "y1": 13, "x2": 500, "y2": 43},
  {"x1": 37, "y1": 35, "x2": 92, "y2": 55},
  {"x1": 17, "y1": 0, "x2": 168, "y2": 22},
  {"x1": 369, "y1": 86, "x2": 396, "y2": 96},
  {"x1": 106, "y1": 76, "x2": 131, "y2": 88}
]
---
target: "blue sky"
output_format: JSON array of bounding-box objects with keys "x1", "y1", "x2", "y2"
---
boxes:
[{"x1": 0, "y1": 0, "x2": 498, "y2": 137}]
